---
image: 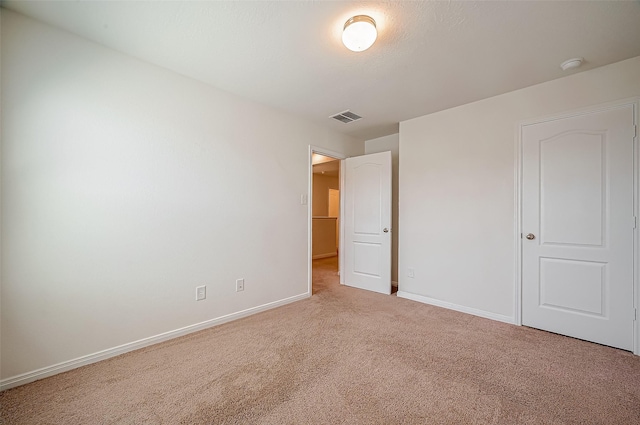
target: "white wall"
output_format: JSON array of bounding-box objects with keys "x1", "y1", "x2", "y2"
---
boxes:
[
  {"x1": 365, "y1": 134, "x2": 399, "y2": 284},
  {"x1": 0, "y1": 10, "x2": 363, "y2": 384},
  {"x1": 399, "y1": 56, "x2": 640, "y2": 321}
]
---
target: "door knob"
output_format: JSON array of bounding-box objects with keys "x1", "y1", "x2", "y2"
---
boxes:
[
  {"x1": 526, "y1": 233, "x2": 535, "y2": 240},
  {"x1": 383, "y1": 228, "x2": 389, "y2": 233}
]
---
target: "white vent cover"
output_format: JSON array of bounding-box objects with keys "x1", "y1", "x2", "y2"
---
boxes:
[{"x1": 330, "y1": 110, "x2": 362, "y2": 123}]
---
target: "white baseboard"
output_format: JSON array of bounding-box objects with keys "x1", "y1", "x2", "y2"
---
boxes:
[
  {"x1": 0, "y1": 292, "x2": 310, "y2": 391},
  {"x1": 312, "y1": 252, "x2": 337, "y2": 259},
  {"x1": 396, "y1": 291, "x2": 514, "y2": 324}
]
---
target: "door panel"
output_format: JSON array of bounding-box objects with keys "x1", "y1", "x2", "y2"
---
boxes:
[
  {"x1": 344, "y1": 151, "x2": 391, "y2": 294},
  {"x1": 522, "y1": 105, "x2": 635, "y2": 350},
  {"x1": 353, "y1": 164, "x2": 382, "y2": 234},
  {"x1": 353, "y1": 242, "x2": 382, "y2": 277},
  {"x1": 539, "y1": 258, "x2": 606, "y2": 316},
  {"x1": 540, "y1": 132, "x2": 605, "y2": 246}
]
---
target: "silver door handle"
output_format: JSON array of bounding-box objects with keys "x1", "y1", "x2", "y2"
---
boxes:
[
  {"x1": 383, "y1": 228, "x2": 389, "y2": 233},
  {"x1": 526, "y1": 233, "x2": 535, "y2": 240}
]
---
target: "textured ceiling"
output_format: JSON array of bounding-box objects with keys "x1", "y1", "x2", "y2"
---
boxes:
[{"x1": 4, "y1": 1, "x2": 640, "y2": 141}]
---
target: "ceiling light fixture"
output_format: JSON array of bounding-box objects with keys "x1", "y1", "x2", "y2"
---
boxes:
[
  {"x1": 342, "y1": 15, "x2": 377, "y2": 52},
  {"x1": 560, "y1": 57, "x2": 583, "y2": 71}
]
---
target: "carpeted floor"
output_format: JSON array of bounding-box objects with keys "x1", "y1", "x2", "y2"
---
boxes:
[{"x1": 1, "y1": 256, "x2": 639, "y2": 424}]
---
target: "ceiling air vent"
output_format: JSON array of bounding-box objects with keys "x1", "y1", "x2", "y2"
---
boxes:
[{"x1": 330, "y1": 110, "x2": 362, "y2": 124}]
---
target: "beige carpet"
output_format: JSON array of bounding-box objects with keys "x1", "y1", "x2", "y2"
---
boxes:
[{"x1": 1, "y1": 256, "x2": 639, "y2": 424}]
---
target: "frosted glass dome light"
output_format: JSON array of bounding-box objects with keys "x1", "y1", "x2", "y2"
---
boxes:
[
  {"x1": 560, "y1": 57, "x2": 584, "y2": 71},
  {"x1": 342, "y1": 15, "x2": 377, "y2": 52}
]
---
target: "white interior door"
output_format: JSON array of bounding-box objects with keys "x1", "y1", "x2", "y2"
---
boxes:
[
  {"x1": 343, "y1": 151, "x2": 392, "y2": 295},
  {"x1": 521, "y1": 104, "x2": 636, "y2": 350}
]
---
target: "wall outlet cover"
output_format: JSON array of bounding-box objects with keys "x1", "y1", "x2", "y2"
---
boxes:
[{"x1": 196, "y1": 285, "x2": 206, "y2": 301}]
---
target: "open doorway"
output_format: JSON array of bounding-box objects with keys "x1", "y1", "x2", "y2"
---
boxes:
[
  {"x1": 308, "y1": 147, "x2": 393, "y2": 296},
  {"x1": 311, "y1": 152, "x2": 341, "y2": 294}
]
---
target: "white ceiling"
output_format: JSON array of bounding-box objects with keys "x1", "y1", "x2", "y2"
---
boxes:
[{"x1": 4, "y1": 1, "x2": 640, "y2": 141}]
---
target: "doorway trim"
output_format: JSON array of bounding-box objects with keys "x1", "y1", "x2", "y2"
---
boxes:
[
  {"x1": 308, "y1": 145, "x2": 346, "y2": 295},
  {"x1": 514, "y1": 97, "x2": 640, "y2": 355}
]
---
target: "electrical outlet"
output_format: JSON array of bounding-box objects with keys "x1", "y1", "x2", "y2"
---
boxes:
[
  {"x1": 196, "y1": 285, "x2": 206, "y2": 301},
  {"x1": 407, "y1": 268, "x2": 415, "y2": 278},
  {"x1": 236, "y1": 278, "x2": 245, "y2": 292}
]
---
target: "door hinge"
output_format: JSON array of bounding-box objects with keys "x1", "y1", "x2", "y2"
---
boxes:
[
  {"x1": 634, "y1": 216, "x2": 638, "y2": 229},
  {"x1": 634, "y1": 308, "x2": 637, "y2": 321}
]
